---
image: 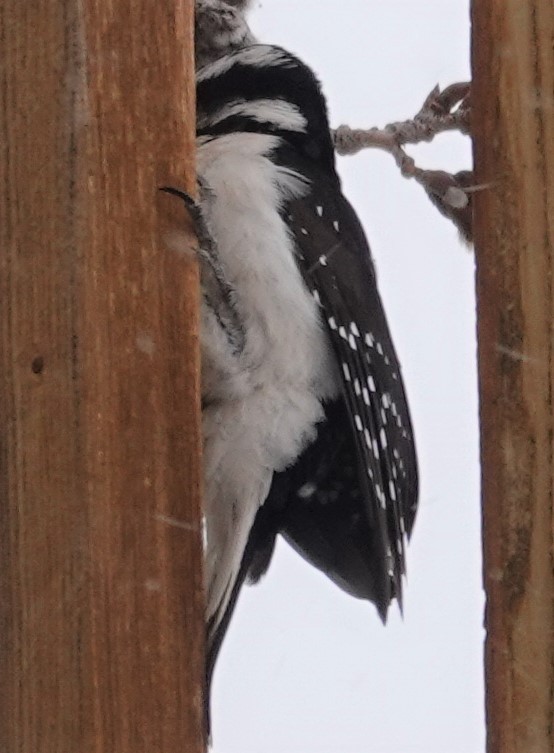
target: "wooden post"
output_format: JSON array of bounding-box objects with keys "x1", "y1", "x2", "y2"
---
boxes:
[
  {"x1": 472, "y1": 2, "x2": 554, "y2": 752},
  {"x1": 0, "y1": 1, "x2": 204, "y2": 752}
]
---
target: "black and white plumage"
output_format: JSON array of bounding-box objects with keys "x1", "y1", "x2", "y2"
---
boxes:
[
  {"x1": 195, "y1": 0, "x2": 256, "y2": 69},
  {"x1": 194, "y1": 43, "x2": 418, "y2": 704}
]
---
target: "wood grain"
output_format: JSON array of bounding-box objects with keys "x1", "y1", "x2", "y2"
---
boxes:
[
  {"x1": 472, "y1": 1, "x2": 554, "y2": 752},
  {"x1": 0, "y1": 1, "x2": 204, "y2": 751}
]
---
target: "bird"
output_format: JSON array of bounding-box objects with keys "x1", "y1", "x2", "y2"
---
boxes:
[{"x1": 174, "y1": 9, "x2": 419, "y2": 725}]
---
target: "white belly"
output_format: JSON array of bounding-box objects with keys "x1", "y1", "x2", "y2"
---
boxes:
[{"x1": 197, "y1": 131, "x2": 338, "y2": 625}]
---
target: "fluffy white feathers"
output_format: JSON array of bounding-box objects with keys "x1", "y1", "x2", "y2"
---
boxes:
[{"x1": 198, "y1": 132, "x2": 339, "y2": 629}]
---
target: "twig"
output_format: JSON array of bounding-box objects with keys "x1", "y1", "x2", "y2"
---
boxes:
[{"x1": 333, "y1": 82, "x2": 476, "y2": 243}]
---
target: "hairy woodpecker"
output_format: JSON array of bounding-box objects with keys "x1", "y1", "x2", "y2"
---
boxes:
[{"x1": 189, "y1": 3, "x2": 418, "y2": 713}]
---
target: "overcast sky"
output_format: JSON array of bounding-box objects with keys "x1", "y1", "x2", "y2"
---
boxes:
[{"x1": 211, "y1": 3, "x2": 483, "y2": 752}]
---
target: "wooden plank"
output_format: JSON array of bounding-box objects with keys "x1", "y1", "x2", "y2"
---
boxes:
[
  {"x1": 471, "y1": 1, "x2": 554, "y2": 752},
  {"x1": 0, "y1": 1, "x2": 205, "y2": 751}
]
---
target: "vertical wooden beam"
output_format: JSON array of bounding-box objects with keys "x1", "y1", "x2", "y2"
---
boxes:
[
  {"x1": 0, "y1": 1, "x2": 204, "y2": 752},
  {"x1": 472, "y1": 2, "x2": 554, "y2": 752}
]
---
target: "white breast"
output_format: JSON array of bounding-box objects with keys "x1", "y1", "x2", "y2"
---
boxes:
[{"x1": 197, "y1": 131, "x2": 338, "y2": 625}]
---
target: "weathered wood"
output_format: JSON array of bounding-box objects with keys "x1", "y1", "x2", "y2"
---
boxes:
[
  {"x1": 472, "y1": 1, "x2": 554, "y2": 752},
  {"x1": 0, "y1": 1, "x2": 204, "y2": 751}
]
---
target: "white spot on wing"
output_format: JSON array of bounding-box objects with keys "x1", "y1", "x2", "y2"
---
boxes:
[{"x1": 298, "y1": 482, "x2": 317, "y2": 499}]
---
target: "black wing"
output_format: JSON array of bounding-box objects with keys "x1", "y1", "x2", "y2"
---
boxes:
[
  {"x1": 277, "y1": 153, "x2": 418, "y2": 614},
  {"x1": 201, "y1": 42, "x2": 418, "y2": 724}
]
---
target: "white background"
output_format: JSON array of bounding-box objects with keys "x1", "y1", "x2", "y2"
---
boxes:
[{"x1": 212, "y1": 2, "x2": 484, "y2": 752}]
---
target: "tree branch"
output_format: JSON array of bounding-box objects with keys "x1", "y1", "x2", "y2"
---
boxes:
[{"x1": 333, "y1": 82, "x2": 475, "y2": 243}]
